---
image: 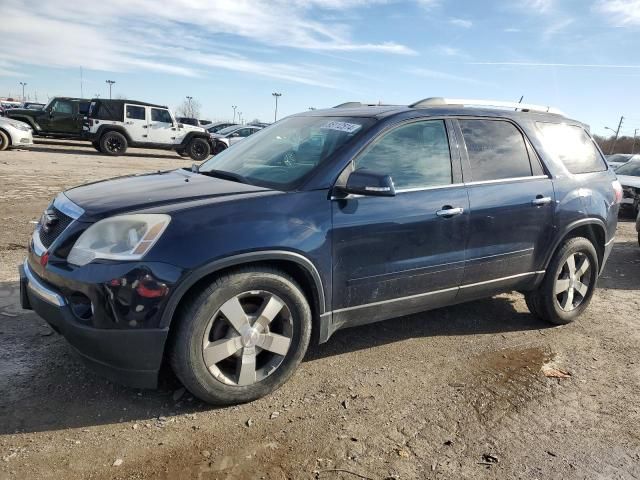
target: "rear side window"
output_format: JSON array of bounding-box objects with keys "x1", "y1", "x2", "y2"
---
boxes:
[
  {"x1": 126, "y1": 105, "x2": 146, "y2": 120},
  {"x1": 536, "y1": 122, "x2": 606, "y2": 174},
  {"x1": 354, "y1": 120, "x2": 452, "y2": 189},
  {"x1": 151, "y1": 108, "x2": 172, "y2": 123},
  {"x1": 78, "y1": 102, "x2": 89, "y2": 115},
  {"x1": 459, "y1": 119, "x2": 533, "y2": 181}
]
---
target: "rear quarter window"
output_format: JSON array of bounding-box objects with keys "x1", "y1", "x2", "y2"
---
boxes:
[{"x1": 536, "y1": 122, "x2": 606, "y2": 174}]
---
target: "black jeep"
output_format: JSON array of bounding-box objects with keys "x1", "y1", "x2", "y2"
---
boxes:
[{"x1": 5, "y1": 97, "x2": 90, "y2": 138}]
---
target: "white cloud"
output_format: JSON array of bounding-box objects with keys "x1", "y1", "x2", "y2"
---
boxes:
[
  {"x1": 517, "y1": 0, "x2": 556, "y2": 13},
  {"x1": 595, "y1": 0, "x2": 640, "y2": 26},
  {"x1": 433, "y1": 45, "x2": 464, "y2": 57},
  {"x1": 469, "y1": 61, "x2": 640, "y2": 69},
  {"x1": 450, "y1": 18, "x2": 473, "y2": 28},
  {"x1": 0, "y1": 0, "x2": 416, "y2": 88},
  {"x1": 406, "y1": 67, "x2": 492, "y2": 86}
]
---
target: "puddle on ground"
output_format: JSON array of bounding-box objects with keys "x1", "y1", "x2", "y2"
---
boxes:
[{"x1": 464, "y1": 347, "x2": 556, "y2": 423}]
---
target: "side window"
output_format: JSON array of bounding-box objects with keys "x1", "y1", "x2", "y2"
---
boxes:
[
  {"x1": 536, "y1": 122, "x2": 606, "y2": 174},
  {"x1": 459, "y1": 119, "x2": 533, "y2": 181},
  {"x1": 151, "y1": 108, "x2": 172, "y2": 124},
  {"x1": 51, "y1": 100, "x2": 73, "y2": 114},
  {"x1": 354, "y1": 120, "x2": 452, "y2": 189},
  {"x1": 126, "y1": 105, "x2": 146, "y2": 120},
  {"x1": 78, "y1": 102, "x2": 90, "y2": 115}
]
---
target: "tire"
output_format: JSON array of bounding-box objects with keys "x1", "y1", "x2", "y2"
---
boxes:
[
  {"x1": 169, "y1": 267, "x2": 312, "y2": 405},
  {"x1": 91, "y1": 141, "x2": 102, "y2": 152},
  {"x1": 213, "y1": 142, "x2": 227, "y2": 155},
  {"x1": 0, "y1": 130, "x2": 9, "y2": 151},
  {"x1": 186, "y1": 137, "x2": 210, "y2": 161},
  {"x1": 99, "y1": 131, "x2": 128, "y2": 156},
  {"x1": 525, "y1": 237, "x2": 599, "y2": 325}
]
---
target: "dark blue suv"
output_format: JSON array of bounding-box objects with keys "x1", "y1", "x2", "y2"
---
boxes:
[{"x1": 20, "y1": 98, "x2": 622, "y2": 404}]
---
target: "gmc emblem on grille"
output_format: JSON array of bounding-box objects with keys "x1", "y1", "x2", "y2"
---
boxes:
[{"x1": 40, "y1": 209, "x2": 58, "y2": 233}]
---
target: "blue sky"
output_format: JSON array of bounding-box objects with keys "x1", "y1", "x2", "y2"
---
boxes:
[{"x1": 1, "y1": 0, "x2": 639, "y2": 135}]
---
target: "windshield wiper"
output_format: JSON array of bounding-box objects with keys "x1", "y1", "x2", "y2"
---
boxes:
[{"x1": 199, "y1": 169, "x2": 249, "y2": 185}]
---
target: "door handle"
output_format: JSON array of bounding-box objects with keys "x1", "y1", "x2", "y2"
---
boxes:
[
  {"x1": 142, "y1": 125, "x2": 148, "y2": 129},
  {"x1": 531, "y1": 196, "x2": 552, "y2": 206},
  {"x1": 125, "y1": 121, "x2": 133, "y2": 125},
  {"x1": 436, "y1": 206, "x2": 464, "y2": 217}
]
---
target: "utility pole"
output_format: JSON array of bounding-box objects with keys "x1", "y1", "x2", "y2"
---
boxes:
[
  {"x1": 186, "y1": 96, "x2": 193, "y2": 117},
  {"x1": 605, "y1": 116, "x2": 624, "y2": 154},
  {"x1": 632, "y1": 128, "x2": 638, "y2": 155},
  {"x1": 106, "y1": 80, "x2": 116, "y2": 99},
  {"x1": 80, "y1": 66, "x2": 83, "y2": 98},
  {"x1": 232, "y1": 105, "x2": 237, "y2": 123},
  {"x1": 238, "y1": 112, "x2": 243, "y2": 125},
  {"x1": 19, "y1": 82, "x2": 27, "y2": 102},
  {"x1": 272, "y1": 92, "x2": 282, "y2": 122}
]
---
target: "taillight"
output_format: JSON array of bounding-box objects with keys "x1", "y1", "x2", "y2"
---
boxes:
[{"x1": 612, "y1": 180, "x2": 623, "y2": 204}]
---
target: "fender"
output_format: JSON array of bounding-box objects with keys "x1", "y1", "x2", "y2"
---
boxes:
[
  {"x1": 94, "y1": 124, "x2": 133, "y2": 144},
  {"x1": 159, "y1": 250, "x2": 326, "y2": 328},
  {"x1": 543, "y1": 217, "x2": 607, "y2": 270},
  {"x1": 179, "y1": 131, "x2": 213, "y2": 148}
]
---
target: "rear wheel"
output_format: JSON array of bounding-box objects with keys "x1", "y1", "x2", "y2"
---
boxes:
[
  {"x1": 187, "y1": 137, "x2": 210, "y2": 161},
  {"x1": 525, "y1": 237, "x2": 598, "y2": 325},
  {"x1": 99, "y1": 131, "x2": 128, "y2": 156},
  {"x1": 0, "y1": 130, "x2": 9, "y2": 151},
  {"x1": 170, "y1": 267, "x2": 312, "y2": 405}
]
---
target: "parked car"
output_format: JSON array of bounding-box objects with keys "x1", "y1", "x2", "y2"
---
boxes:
[
  {"x1": 204, "y1": 122, "x2": 237, "y2": 134},
  {"x1": 606, "y1": 153, "x2": 637, "y2": 169},
  {"x1": 4, "y1": 97, "x2": 90, "y2": 138},
  {"x1": 210, "y1": 124, "x2": 261, "y2": 154},
  {"x1": 0, "y1": 117, "x2": 34, "y2": 150},
  {"x1": 19, "y1": 97, "x2": 620, "y2": 405},
  {"x1": 176, "y1": 117, "x2": 201, "y2": 127},
  {"x1": 84, "y1": 99, "x2": 213, "y2": 160},
  {"x1": 614, "y1": 159, "x2": 640, "y2": 215}
]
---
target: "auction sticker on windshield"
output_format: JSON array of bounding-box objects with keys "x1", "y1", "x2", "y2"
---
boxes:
[{"x1": 320, "y1": 121, "x2": 362, "y2": 133}]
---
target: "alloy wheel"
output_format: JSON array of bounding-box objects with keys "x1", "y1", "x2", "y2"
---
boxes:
[
  {"x1": 201, "y1": 291, "x2": 293, "y2": 386},
  {"x1": 554, "y1": 252, "x2": 591, "y2": 311},
  {"x1": 106, "y1": 137, "x2": 124, "y2": 153}
]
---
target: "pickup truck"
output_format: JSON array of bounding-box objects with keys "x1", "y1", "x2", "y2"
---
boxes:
[{"x1": 5, "y1": 97, "x2": 90, "y2": 138}]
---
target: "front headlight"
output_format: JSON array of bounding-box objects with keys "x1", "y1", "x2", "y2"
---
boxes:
[
  {"x1": 8, "y1": 120, "x2": 30, "y2": 131},
  {"x1": 68, "y1": 214, "x2": 171, "y2": 266}
]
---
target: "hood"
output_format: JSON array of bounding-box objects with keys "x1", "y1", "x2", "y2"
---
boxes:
[
  {"x1": 180, "y1": 124, "x2": 205, "y2": 133},
  {"x1": 64, "y1": 168, "x2": 271, "y2": 218},
  {"x1": 617, "y1": 174, "x2": 640, "y2": 189},
  {"x1": 5, "y1": 108, "x2": 45, "y2": 118}
]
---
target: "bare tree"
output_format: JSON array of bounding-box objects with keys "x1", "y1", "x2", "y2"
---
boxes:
[
  {"x1": 176, "y1": 98, "x2": 202, "y2": 119},
  {"x1": 594, "y1": 134, "x2": 638, "y2": 155}
]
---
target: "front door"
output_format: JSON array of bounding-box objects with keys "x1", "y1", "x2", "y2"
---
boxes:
[
  {"x1": 43, "y1": 99, "x2": 76, "y2": 134},
  {"x1": 124, "y1": 104, "x2": 149, "y2": 143},
  {"x1": 148, "y1": 108, "x2": 176, "y2": 145},
  {"x1": 331, "y1": 119, "x2": 469, "y2": 329},
  {"x1": 454, "y1": 118, "x2": 556, "y2": 300}
]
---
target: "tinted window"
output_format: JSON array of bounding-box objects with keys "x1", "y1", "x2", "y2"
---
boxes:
[
  {"x1": 460, "y1": 119, "x2": 533, "y2": 181},
  {"x1": 51, "y1": 100, "x2": 73, "y2": 114},
  {"x1": 536, "y1": 123, "x2": 606, "y2": 174},
  {"x1": 151, "y1": 108, "x2": 172, "y2": 123},
  {"x1": 126, "y1": 105, "x2": 146, "y2": 120},
  {"x1": 354, "y1": 120, "x2": 452, "y2": 189},
  {"x1": 78, "y1": 102, "x2": 90, "y2": 115}
]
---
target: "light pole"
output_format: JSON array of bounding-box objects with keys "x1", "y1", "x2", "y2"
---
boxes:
[
  {"x1": 232, "y1": 105, "x2": 237, "y2": 123},
  {"x1": 19, "y1": 82, "x2": 27, "y2": 102},
  {"x1": 272, "y1": 92, "x2": 282, "y2": 122},
  {"x1": 238, "y1": 112, "x2": 243, "y2": 125},
  {"x1": 186, "y1": 96, "x2": 193, "y2": 117},
  {"x1": 106, "y1": 80, "x2": 116, "y2": 99},
  {"x1": 604, "y1": 116, "x2": 624, "y2": 154}
]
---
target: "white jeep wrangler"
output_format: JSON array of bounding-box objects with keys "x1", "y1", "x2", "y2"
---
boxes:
[{"x1": 84, "y1": 99, "x2": 212, "y2": 160}]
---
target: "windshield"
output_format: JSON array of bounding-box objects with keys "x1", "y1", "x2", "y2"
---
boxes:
[
  {"x1": 615, "y1": 160, "x2": 640, "y2": 176},
  {"x1": 199, "y1": 115, "x2": 375, "y2": 189}
]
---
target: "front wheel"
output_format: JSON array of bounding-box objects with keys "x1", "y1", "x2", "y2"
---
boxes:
[
  {"x1": 525, "y1": 237, "x2": 598, "y2": 325},
  {"x1": 99, "y1": 131, "x2": 128, "y2": 156},
  {"x1": 169, "y1": 267, "x2": 312, "y2": 405},
  {"x1": 0, "y1": 130, "x2": 9, "y2": 151},
  {"x1": 187, "y1": 137, "x2": 210, "y2": 161}
]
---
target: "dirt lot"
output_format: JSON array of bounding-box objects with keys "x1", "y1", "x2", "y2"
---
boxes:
[{"x1": 0, "y1": 140, "x2": 639, "y2": 480}]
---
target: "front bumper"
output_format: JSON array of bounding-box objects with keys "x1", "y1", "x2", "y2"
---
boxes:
[
  {"x1": 19, "y1": 260, "x2": 169, "y2": 388},
  {"x1": 7, "y1": 127, "x2": 34, "y2": 146}
]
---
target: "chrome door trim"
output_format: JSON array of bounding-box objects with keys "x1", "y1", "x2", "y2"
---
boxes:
[{"x1": 464, "y1": 175, "x2": 549, "y2": 187}]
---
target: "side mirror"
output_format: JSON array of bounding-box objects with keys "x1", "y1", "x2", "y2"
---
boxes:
[{"x1": 336, "y1": 170, "x2": 396, "y2": 197}]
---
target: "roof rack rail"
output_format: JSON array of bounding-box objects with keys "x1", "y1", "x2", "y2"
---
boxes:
[
  {"x1": 408, "y1": 97, "x2": 565, "y2": 115},
  {"x1": 332, "y1": 101, "x2": 395, "y2": 108}
]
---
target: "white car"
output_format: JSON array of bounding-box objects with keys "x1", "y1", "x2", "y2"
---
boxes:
[
  {"x1": 615, "y1": 159, "x2": 640, "y2": 214},
  {"x1": 0, "y1": 117, "x2": 34, "y2": 151},
  {"x1": 210, "y1": 125, "x2": 262, "y2": 154},
  {"x1": 606, "y1": 153, "x2": 638, "y2": 169}
]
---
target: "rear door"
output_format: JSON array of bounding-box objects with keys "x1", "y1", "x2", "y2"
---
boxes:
[
  {"x1": 148, "y1": 108, "x2": 176, "y2": 144},
  {"x1": 124, "y1": 104, "x2": 149, "y2": 143},
  {"x1": 454, "y1": 118, "x2": 556, "y2": 299},
  {"x1": 331, "y1": 119, "x2": 469, "y2": 328}
]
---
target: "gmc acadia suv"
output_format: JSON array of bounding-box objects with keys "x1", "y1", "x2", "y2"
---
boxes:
[{"x1": 20, "y1": 98, "x2": 621, "y2": 405}]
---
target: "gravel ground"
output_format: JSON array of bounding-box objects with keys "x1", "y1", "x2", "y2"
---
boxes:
[{"x1": 0, "y1": 140, "x2": 639, "y2": 480}]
